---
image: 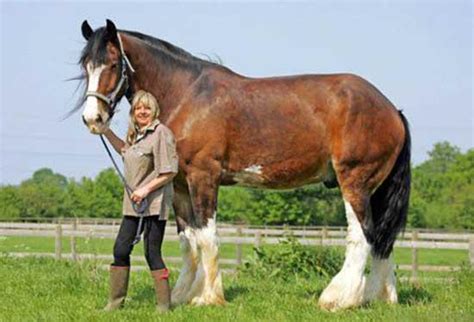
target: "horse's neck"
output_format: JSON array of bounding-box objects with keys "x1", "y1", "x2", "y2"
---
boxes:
[{"x1": 124, "y1": 35, "x2": 199, "y2": 123}]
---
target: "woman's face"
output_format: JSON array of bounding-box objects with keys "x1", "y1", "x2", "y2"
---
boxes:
[{"x1": 134, "y1": 103, "x2": 153, "y2": 129}]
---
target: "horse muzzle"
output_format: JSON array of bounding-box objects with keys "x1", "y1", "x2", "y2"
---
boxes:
[
  {"x1": 82, "y1": 113, "x2": 109, "y2": 135},
  {"x1": 82, "y1": 96, "x2": 111, "y2": 134}
]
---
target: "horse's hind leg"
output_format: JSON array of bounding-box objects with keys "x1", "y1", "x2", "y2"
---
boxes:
[
  {"x1": 318, "y1": 191, "x2": 372, "y2": 311},
  {"x1": 171, "y1": 188, "x2": 199, "y2": 306},
  {"x1": 382, "y1": 260, "x2": 398, "y2": 304},
  {"x1": 364, "y1": 257, "x2": 398, "y2": 304}
]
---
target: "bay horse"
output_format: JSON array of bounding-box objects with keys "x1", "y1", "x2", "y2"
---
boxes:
[{"x1": 78, "y1": 20, "x2": 410, "y2": 311}]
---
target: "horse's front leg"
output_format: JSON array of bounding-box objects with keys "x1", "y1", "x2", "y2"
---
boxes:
[
  {"x1": 184, "y1": 163, "x2": 225, "y2": 306},
  {"x1": 171, "y1": 185, "x2": 199, "y2": 306}
]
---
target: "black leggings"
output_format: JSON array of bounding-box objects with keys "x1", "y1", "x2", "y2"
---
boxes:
[{"x1": 112, "y1": 216, "x2": 166, "y2": 270}]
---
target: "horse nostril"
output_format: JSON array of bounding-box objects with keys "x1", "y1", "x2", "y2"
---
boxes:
[
  {"x1": 96, "y1": 114, "x2": 103, "y2": 123},
  {"x1": 82, "y1": 115, "x2": 88, "y2": 126}
]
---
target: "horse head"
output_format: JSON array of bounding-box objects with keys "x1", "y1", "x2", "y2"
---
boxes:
[{"x1": 79, "y1": 19, "x2": 131, "y2": 134}]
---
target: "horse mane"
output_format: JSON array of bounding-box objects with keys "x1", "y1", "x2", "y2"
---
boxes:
[
  {"x1": 123, "y1": 31, "x2": 198, "y2": 61},
  {"x1": 122, "y1": 30, "x2": 226, "y2": 74}
]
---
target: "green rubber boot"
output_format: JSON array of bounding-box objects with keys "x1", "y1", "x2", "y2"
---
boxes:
[
  {"x1": 151, "y1": 268, "x2": 171, "y2": 312},
  {"x1": 104, "y1": 265, "x2": 130, "y2": 311}
]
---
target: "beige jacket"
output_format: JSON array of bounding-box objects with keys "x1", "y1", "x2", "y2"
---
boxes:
[{"x1": 121, "y1": 119, "x2": 178, "y2": 219}]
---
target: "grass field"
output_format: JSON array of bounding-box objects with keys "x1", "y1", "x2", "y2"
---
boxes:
[
  {"x1": 0, "y1": 235, "x2": 469, "y2": 268},
  {"x1": 0, "y1": 256, "x2": 473, "y2": 322}
]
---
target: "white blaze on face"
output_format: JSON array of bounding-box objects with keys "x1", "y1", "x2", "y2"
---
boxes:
[{"x1": 82, "y1": 62, "x2": 107, "y2": 132}]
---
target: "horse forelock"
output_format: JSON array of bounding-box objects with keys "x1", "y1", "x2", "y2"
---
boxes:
[{"x1": 79, "y1": 27, "x2": 110, "y2": 67}]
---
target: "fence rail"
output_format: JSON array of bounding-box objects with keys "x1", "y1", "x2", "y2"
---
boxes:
[{"x1": 1, "y1": 219, "x2": 473, "y2": 279}]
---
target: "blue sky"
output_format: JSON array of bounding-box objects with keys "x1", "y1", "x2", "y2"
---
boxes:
[{"x1": 0, "y1": 0, "x2": 472, "y2": 185}]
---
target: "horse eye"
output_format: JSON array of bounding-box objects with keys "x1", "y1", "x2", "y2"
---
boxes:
[{"x1": 110, "y1": 63, "x2": 118, "y2": 70}]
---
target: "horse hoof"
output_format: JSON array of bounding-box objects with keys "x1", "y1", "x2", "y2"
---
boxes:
[
  {"x1": 380, "y1": 285, "x2": 398, "y2": 304},
  {"x1": 318, "y1": 295, "x2": 342, "y2": 312},
  {"x1": 190, "y1": 294, "x2": 226, "y2": 306},
  {"x1": 318, "y1": 277, "x2": 365, "y2": 311}
]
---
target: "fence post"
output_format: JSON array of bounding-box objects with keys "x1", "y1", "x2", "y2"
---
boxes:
[
  {"x1": 254, "y1": 231, "x2": 262, "y2": 248},
  {"x1": 469, "y1": 237, "x2": 474, "y2": 267},
  {"x1": 71, "y1": 218, "x2": 78, "y2": 262},
  {"x1": 55, "y1": 220, "x2": 62, "y2": 260},
  {"x1": 321, "y1": 226, "x2": 328, "y2": 246},
  {"x1": 411, "y1": 230, "x2": 418, "y2": 282},
  {"x1": 236, "y1": 226, "x2": 243, "y2": 266}
]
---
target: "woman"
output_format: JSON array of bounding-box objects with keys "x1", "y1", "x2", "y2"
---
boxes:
[{"x1": 102, "y1": 90, "x2": 178, "y2": 312}]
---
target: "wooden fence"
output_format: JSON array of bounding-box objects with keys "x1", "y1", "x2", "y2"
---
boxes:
[{"x1": 1, "y1": 219, "x2": 473, "y2": 278}]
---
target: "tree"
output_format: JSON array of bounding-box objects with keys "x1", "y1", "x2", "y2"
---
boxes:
[
  {"x1": 425, "y1": 141, "x2": 461, "y2": 173},
  {"x1": 63, "y1": 169, "x2": 122, "y2": 218},
  {"x1": 218, "y1": 184, "x2": 344, "y2": 226},
  {"x1": 218, "y1": 187, "x2": 254, "y2": 223},
  {"x1": 0, "y1": 185, "x2": 22, "y2": 219},
  {"x1": 410, "y1": 145, "x2": 473, "y2": 229},
  {"x1": 15, "y1": 168, "x2": 68, "y2": 218},
  {"x1": 29, "y1": 168, "x2": 68, "y2": 189}
]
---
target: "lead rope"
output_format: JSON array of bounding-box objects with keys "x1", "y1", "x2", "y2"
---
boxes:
[{"x1": 100, "y1": 135, "x2": 147, "y2": 245}]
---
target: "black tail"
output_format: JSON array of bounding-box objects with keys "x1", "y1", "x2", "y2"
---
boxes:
[{"x1": 367, "y1": 111, "x2": 411, "y2": 259}]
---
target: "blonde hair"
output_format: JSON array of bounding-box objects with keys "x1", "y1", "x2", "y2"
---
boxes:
[{"x1": 126, "y1": 90, "x2": 160, "y2": 145}]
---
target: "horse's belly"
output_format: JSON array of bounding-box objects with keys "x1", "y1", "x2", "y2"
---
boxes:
[{"x1": 222, "y1": 158, "x2": 331, "y2": 189}]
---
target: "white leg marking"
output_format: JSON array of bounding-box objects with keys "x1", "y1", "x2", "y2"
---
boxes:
[
  {"x1": 382, "y1": 259, "x2": 398, "y2": 304},
  {"x1": 187, "y1": 213, "x2": 225, "y2": 306},
  {"x1": 364, "y1": 257, "x2": 387, "y2": 303},
  {"x1": 319, "y1": 200, "x2": 371, "y2": 311},
  {"x1": 171, "y1": 229, "x2": 199, "y2": 305},
  {"x1": 364, "y1": 257, "x2": 398, "y2": 304}
]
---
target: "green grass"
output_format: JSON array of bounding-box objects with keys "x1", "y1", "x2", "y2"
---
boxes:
[
  {"x1": 0, "y1": 235, "x2": 469, "y2": 267},
  {"x1": 0, "y1": 256, "x2": 473, "y2": 322},
  {"x1": 392, "y1": 247, "x2": 468, "y2": 267}
]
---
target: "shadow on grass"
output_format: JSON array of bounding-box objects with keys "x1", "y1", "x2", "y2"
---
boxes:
[
  {"x1": 398, "y1": 284, "x2": 433, "y2": 305},
  {"x1": 225, "y1": 285, "x2": 249, "y2": 302},
  {"x1": 131, "y1": 284, "x2": 249, "y2": 305},
  {"x1": 133, "y1": 285, "x2": 155, "y2": 304},
  {"x1": 308, "y1": 280, "x2": 433, "y2": 307}
]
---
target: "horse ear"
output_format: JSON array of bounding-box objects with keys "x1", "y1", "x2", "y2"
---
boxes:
[
  {"x1": 105, "y1": 19, "x2": 119, "y2": 44},
  {"x1": 81, "y1": 20, "x2": 93, "y2": 40}
]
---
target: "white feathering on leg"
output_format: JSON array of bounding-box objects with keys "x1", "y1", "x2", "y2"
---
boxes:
[
  {"x1": 188, "y1": 213, "x2": 225, "y2": 305},
  {"x1": 171, "y1": 229, "x2": 198, "y2": 305},
  {"x1": 318, "y1": 200, "x2": 371, "y2": 311}
]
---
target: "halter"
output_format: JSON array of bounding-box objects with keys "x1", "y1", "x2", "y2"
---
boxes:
[{"x1": 85, "y1": 34, "x2": 136, "y2": 112}]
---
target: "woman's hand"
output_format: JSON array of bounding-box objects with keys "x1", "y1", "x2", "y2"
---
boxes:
[
  {"x1": 131, "y1": 187, "x2": 150, "y2": 204},
  {"x1": 130, "y1": 173, "x2": 176, "y2": 205},
  {"x1": 103, "y1": 128, "x2": 126, "y2": 154}
]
